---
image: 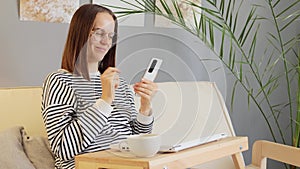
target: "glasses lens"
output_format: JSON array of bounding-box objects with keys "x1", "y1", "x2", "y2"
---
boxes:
[{"x1": 92, "y1": 28, "x2": 116, "y2": 45}]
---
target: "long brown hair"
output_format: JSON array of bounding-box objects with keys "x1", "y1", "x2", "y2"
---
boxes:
[{"x1": 61, "y1": 4, "x2": 118, "y2": 80}]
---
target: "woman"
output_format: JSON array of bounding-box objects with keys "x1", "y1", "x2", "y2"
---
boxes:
[{"x1": 41, "y1": 4, "x2": 157, "y2": 169}]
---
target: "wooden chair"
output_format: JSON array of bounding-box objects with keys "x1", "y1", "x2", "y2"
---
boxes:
[{"x1": 246, "y1": 140, "x2": 300, "y2": 169}]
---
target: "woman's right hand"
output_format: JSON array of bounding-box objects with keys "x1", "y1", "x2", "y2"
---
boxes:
[{"x1": 100, "y1": 67, "x2": 120, "y2": 104}]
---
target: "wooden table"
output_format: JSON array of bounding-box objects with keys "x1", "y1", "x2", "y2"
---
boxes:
[{"x1": 75, "y1": 136, "x2": 248, "y2": 169}]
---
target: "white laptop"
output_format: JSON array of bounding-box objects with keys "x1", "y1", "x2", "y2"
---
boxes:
[
  {"x1": 159, "y1": 133, "x2": 227, "y2": 152},
  {"x1": 144, "y1": 82, "x2": 234, "y2": 153},
  {"x1": 109, "y1": 132, "x2": 227, "y2": 153}
]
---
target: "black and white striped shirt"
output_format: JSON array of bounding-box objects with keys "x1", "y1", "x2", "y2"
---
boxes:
[{"x1": 41, "y1": 69, "x2": 153, "y2": 169}]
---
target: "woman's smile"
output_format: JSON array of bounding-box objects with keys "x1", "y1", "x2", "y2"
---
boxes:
[{"x1": 94, "y1": 46, "x2": 107, "y2": 53}]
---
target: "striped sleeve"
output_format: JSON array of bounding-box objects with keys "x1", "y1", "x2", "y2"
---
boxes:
[{"x1": 41, "y1": 72, "x2": 110, "y2": 161}]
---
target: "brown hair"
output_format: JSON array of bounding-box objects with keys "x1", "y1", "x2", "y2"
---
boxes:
[{"x1": 61, "y1": 4, "x2": 118, "y2": 80}]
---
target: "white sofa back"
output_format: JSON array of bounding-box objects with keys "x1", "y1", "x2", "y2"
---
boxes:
[{"x1": 0, "y1": 87, "x2": 46, "y2": 136}]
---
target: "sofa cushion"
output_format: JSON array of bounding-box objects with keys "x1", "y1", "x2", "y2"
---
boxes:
[
  {"x1": 22, "y1": 129, "x2": 55, "y2": 169},
  {"x1": 0, "y1": 126, "x2": 35, "y2": 169}
]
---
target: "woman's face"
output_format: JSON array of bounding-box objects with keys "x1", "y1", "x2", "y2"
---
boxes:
[{"x1": 87, "y1": 12, "x2": 115, "y2": 64}]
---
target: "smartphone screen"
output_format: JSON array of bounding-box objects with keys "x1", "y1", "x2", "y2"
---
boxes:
[
  {"x1": 143, "y1": 58, "x2": 162, "y2": 81},
  {"x1": 148, "y1": 60, "x2": 157, "y2": 73}
]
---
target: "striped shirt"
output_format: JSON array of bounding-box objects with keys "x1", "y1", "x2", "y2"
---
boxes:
[{"x1": 41, "y1": 69, "x2": 153, "y2": 169}]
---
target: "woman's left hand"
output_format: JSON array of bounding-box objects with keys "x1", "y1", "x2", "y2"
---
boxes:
[{"x1": 133, "y1": 79, "x2": 158, "y2": 116}]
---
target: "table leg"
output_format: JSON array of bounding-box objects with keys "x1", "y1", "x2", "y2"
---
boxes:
[{"x1": 232, "y1": 153, "x2": 245, "y2": 169}]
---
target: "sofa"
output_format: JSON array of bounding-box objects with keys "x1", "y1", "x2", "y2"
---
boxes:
[
  {"x1": 0, "y1": 87, "x2": 53, "y2": 169},
  {"x1": 0, "y1": 81, "x2": 238, "y2": 169}
]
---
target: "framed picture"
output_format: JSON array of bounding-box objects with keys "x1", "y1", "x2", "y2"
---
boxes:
[
  {"x1": 20, "y1": 0, "x2": 79, "y2": 23},
  {"x1": 93, "y1": 0, "x2": 145, "y2": 27},
  {"x1": 154, "y1": 0, "x2": 201, "y2": 28}
]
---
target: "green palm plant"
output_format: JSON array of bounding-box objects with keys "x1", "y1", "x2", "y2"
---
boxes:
[{"x1": 108, "y1": 0, "x2": 300, "y2": 167}]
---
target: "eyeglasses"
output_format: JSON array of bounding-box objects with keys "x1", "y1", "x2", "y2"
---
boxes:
[{"x1": 91, "y1": 28, "x2": 116, "y2": 45}]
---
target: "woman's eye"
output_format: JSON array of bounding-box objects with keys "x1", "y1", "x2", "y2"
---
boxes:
[{"x1": 96, "y1": 32, "x2": 105, "y2": 36}]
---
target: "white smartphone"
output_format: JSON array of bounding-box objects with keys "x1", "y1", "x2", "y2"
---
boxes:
[{"x1": 142, "y1": 58, "x2": 163, "y2": 81}]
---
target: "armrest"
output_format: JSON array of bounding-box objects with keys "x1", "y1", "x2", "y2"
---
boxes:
[{"x1": 250, "y1": 140, "x2": 300, "y2": 169}]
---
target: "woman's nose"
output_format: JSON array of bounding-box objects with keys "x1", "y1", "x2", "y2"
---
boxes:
[{"x1": 100, "y1": 35, "x2": 109, "y2": 44}]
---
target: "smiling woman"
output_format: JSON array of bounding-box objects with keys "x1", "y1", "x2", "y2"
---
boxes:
[{"x1": 41, "y1": 4, "x2": 158, "y2": 169}]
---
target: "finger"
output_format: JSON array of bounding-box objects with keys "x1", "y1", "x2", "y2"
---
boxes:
[
  {"x1": 141, "y1": 79, "x2": 158, "y2": 89},
  {"x1": 135, "y1": 80, "x2": 158, "y2": 94},
  {"x1": 138, "y1": 83, "x2": 158, "y2": 95},
  {"x1": 134, "y1": 89, "x2": 151, "y2": 100},
  {"x1": 141, "y1": 78, "x2": 153, "y2": 84},
  {"x1": 102, "y1": 68, "x2": 120, "y2": 80},
  {"x1": 103, "y1": 67, "x2": 120, "y2": 77},
  {"x1": 134, "y1": 85, "x2": 153, "y2": 98},
  {"x1": 114, "y1": 78, "x2": 120, "y2": 89},
  {"x1": 135, "y1": 82, "x2": 152, "y2": 90},
  {"x1": 106, "y1": 67, "x2": 120, "y2": 73}
]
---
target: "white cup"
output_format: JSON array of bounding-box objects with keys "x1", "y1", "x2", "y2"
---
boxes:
[{"x1": 120, "y1": 134, "x2": 161, "y2": 157}]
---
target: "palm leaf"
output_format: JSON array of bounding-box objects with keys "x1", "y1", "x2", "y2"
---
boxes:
[
  {"x1": 280, "y1": 14, "x2": 300, "y2": 31},
  {"x1": 208, "y1": 19, "x2": 215, "y2": 48},
  {"x1": 276, "y1": 1, "x2": 299, "y2": 18},
  {"x1": 230, "y1": 80, "x2": 239, "y2": 112},
  {"x1": 172, "y1": 0, "x2": 186, "y2": 26},
  {"x1": 219, "y1": 25, "x2": 226, "y2": 59},
  {"x1": 238, "y1": 7, "x2": 257, "y2": 46},
  {"x1": 113, "y1": 0, "x2": 300, "y2": 148},
  {"x1": 248, "y1": 24, "x2": 259, "y2": 64},
  {"x1": 272, "y1": 0, "x2": 281, "y2": 8}
]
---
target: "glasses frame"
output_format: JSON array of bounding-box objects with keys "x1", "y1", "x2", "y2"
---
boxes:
[{"x1": 90, "y1": 28, "x2": 117, "y2": 45}]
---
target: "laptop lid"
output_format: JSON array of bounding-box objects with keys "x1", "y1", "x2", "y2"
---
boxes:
[{"x1": 136, "y1": 82, "x2": 235, "y2": 152}]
